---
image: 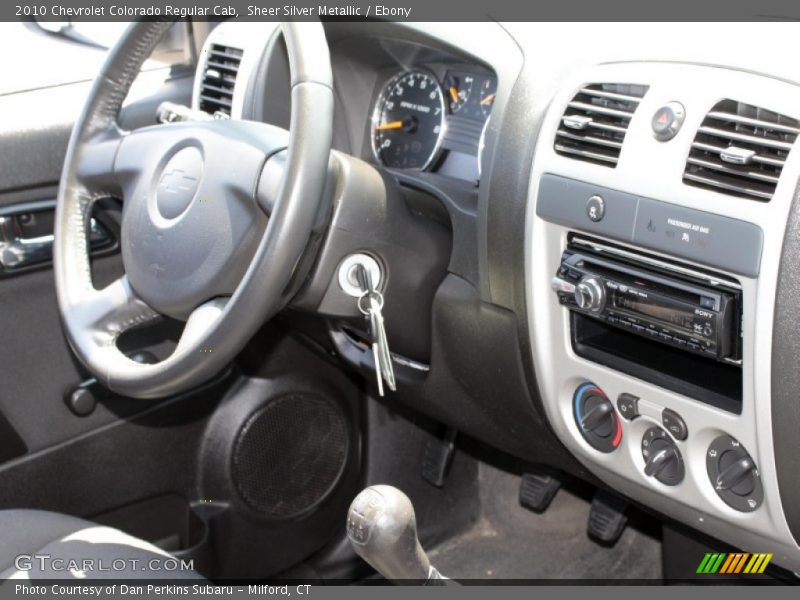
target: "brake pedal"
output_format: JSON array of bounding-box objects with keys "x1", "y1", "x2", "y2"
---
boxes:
[
  {"x1": 519, "y1": 472, "x2": 561, "y2": 513},
  {"x1": 588, "y1": 490, "x2": 628, "y2": 546},
  {"x1": 421, "y1": 427, "x2": 457, "y2": 488}
]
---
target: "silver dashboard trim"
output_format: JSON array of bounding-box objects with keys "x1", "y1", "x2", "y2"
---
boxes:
[{"x1": 526, "y1": 61, "x2": 800, "y2": 572}]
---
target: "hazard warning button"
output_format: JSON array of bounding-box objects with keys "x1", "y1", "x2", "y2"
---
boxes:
[{"x1": 651, "y1": 101, "x2": 686, "y2": 141}]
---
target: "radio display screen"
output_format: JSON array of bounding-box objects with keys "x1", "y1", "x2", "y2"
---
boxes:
[{"x1": 613, "y1": 293, "x2": 696, "y2": 333}]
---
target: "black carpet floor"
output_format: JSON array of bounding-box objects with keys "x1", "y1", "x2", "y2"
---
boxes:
[{"x1": 427, "y1": 463, "x2": 663, "y2": 582}]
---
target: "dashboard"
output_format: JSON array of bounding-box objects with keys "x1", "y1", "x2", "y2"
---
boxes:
[{"x1": 193, "y1": 21, "x2": 800, "y2": 575}]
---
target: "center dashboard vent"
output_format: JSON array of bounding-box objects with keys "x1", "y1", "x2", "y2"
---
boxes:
[
  {"x1": 683, "y1": 100, "x2": 799, "y2": 202},
  {"x1": 554, "y1": 83, "x2": 649, "y2": 167},
  {"x1": 198, "y1": 44, "x2": 244, "y2": 117}
]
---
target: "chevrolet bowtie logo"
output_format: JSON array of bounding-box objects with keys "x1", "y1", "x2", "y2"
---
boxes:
[{"x1": 158, "y1": 169, "x2": 198, "y2": 194}]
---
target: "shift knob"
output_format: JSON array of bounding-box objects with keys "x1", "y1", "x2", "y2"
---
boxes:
[{"x1": 346, "y1": 485, "x2": 435, "y2": 583}]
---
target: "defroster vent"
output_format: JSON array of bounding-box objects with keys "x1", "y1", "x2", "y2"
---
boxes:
[
  {"x1": 684, "y1": 100, "x2": 799, "y2": 202},
  {"x1": 554, "y1": 83, "x2": 649, "y2": 167},
  {"x1": 198, "y1": 44, "x2": 243, "y2": 117}
]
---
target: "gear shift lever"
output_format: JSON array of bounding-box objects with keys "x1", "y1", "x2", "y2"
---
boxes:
[{"x1": 346, "y1": 485, "x2": 450, "y2": 584}]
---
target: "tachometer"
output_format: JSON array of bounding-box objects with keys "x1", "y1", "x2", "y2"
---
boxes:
[{"x1": 371, "y1": 71, "x2": 446, "y2": 170}]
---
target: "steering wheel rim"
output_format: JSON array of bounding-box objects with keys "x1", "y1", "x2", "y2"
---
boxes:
[{"x1": 54, "y1": 21, "x2": 334, "y2": 399}]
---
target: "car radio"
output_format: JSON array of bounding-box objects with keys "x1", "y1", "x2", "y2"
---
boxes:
[{"x1": 551, "y1": 238, "x2": 742, "y2": 363}]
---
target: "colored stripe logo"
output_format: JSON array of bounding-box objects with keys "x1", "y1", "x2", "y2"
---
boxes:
[{"x1": 696, "y1": 552, "x2": 773, "y2": 574}]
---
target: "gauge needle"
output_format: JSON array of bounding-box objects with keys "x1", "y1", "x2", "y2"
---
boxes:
[
  {"x1": 480, "y1": 93, "x2": 496, "y2": 106},
  {"x1": 375, "y1": 120, "x2": 404, "y2": 131},
  {"x1": 449, "y1": 86, "x2": 459, "y2": 103}
]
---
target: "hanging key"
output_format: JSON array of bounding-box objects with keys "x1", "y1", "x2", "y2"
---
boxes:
[{"x1": 354, "y1": 263, "x2": 396, "y2": 396}]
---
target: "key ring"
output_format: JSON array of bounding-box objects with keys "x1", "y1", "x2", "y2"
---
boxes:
[{"x1": 358, "y1": 290, "x2": 384, "y2": 315}]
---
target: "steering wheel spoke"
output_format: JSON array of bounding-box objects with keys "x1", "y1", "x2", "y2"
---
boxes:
[
  {"x1": 175, "y1": 298, "x2": 230, "y2": 355},
  {"x1": 74, "y1": 126, "x2": 125, "y2": 194},
  {"x1": 73, "y1": 276, "x2": 160, "y2": 347}
]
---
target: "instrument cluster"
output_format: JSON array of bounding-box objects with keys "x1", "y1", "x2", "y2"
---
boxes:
[{"x1": 370, "y1": 67, "x2": 497, "y2": 179}]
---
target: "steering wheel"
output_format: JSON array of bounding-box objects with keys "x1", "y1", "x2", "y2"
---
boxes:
[{"x1": 54, "y1": 21, "x2": 333, "y2": 399}]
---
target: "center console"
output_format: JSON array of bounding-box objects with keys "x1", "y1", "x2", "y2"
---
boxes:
[{"x1": 526, "y1": 62, "x2": 800, "y2": 572}]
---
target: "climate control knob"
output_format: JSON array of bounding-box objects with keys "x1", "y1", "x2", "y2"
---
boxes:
[
  {"x1": 642, "y1": 426, "x2": 684, "y2": 486},
  {"x1": 574, "y1": 383, "x2": 621, "y2": 453},
  {"x1": 706, "y1": 435, "x2": 763, "y2": 512},
  {"x1": 574, "y1": 277, "x2": 605, "y2": 312}
]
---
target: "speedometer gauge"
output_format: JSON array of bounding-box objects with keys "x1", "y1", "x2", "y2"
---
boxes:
[{"x1": 371, "y1": 71, "x2": 445, "y2": 170}]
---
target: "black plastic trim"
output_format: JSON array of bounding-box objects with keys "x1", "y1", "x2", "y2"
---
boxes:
[{"x1": 0, "y1": 411, "x2": 27, "y2": 465}]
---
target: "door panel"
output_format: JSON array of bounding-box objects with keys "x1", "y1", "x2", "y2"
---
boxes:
[{"x1": 0, "y1": 29, "x2": 196, "y2": 463}]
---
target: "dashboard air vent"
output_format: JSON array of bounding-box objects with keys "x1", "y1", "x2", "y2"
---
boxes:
[
  {"x1": 198, "y1": 44, "x2": 243, "y2": 117},
  {"x1": 554, "y1": 83, "x2": 649, "y2": 167},
  {"x1": 683, "y1": 100, "x2": 799, "y2": 202}
]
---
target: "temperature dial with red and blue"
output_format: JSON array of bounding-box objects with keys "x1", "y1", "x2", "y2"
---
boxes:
[{"x1": 573, "y1": 383, "x2": 622, "y2": 453}]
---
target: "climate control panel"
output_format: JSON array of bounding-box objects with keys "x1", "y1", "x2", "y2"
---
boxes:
[{"x1": 572, "y1": 382, "x2": 762, "y2": 511}]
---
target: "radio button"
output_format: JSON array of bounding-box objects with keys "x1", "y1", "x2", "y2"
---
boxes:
[
  {"x1": 700, "y1": 296, "x2": 716, "y2": 309},
  {"x1": 617, "y1": 393, "x2": 640, "y2": 421},
  {"x1": 662, "y1": 408, "x2": 688, "y2": 441}
]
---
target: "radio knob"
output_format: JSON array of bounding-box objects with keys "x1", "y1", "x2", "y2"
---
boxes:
[{"x1": 574, "y1": 277, "x2": 606, "y2": 312}]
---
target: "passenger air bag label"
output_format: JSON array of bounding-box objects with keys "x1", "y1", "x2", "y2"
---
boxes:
[{"x1": 536, "y1": 174, "x2": 763, "y2": 278}]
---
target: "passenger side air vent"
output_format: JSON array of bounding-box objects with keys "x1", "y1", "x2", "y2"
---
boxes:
[
  {"x1": 554, "y1": 83, "x2": 649, "y2": 167},
  {"x1": 198, "y1": 44, "x2": 243, "y2": 117},
  {"x1": 683, "y1": 100, "x2": 799, "y2": 202}
]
